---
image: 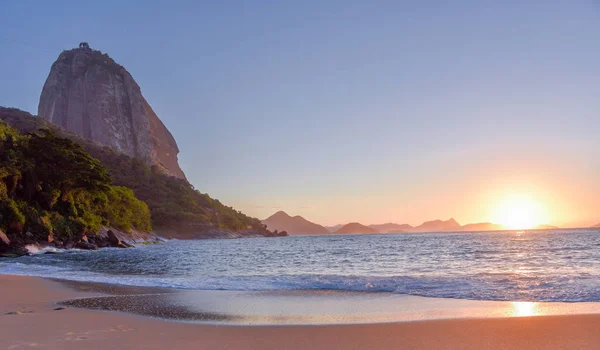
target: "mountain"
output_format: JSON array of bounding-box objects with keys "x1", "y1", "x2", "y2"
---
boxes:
[
  {"x1": 369, "y1": 223, "x2": 413, "y2": 233},
  {"x1": 38, "y1": 43, "x2": 185, "y2": 179},
  {"x1": 461, "y1": 222, "x2": 504, "y2": 232},
  {"x1": 413, "y1": 218, "x2": 461, "y2": 232},
  {"x1": 325, "y1": 224, "x2": 344, "y2": 232},
  {"x1": 593, "y1": 223, "x2": 600, "y2": 228},
  {"x1": 262, "y1": 211, "x2": 329, "y2": 235},
  {"x1": 334, "y1": 223, "x2": 378, "y2": 234},
  {"x1": 534, "y1": 224, "x2": 559, "y2": 230}
]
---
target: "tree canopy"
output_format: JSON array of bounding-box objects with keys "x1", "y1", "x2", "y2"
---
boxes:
[{"x1": 0, "y1": 121, "x2": 151, "y2": 241}]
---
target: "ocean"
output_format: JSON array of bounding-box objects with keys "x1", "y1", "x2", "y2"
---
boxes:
[{"x1": 2, "y1": 229, "x2": 600, "y2": 303}]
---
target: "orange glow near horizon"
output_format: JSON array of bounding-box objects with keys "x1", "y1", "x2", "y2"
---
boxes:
[{"x1": 490, "y1": 194, "x2": 549, "y2": 230}]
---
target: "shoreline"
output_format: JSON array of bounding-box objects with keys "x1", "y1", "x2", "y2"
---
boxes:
[
  {"x1": 6, "y1": 273, "x2": 600, "y2": 325},
  {"x1": 2, "y1": 275, "x2": 600, "y2": 349},
  {"x1": 55, "y1": 280, "x2": 600, "y2": 325}
]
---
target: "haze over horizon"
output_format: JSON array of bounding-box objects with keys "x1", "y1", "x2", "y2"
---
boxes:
[{"x1": 1, "y1": 1, "x2": 598, "y2": 228}]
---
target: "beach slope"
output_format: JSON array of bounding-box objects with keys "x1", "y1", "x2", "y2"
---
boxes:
[{"x1": 1, "y1": 275, "x2": 600, "y2": 349}]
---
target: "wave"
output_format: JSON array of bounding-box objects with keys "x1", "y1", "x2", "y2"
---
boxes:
[
  {"x1": 24, "y1": 245, "x2": 69, "y2": 255},
  {"x1": 2, "y1": 262, "x2": 600, "y2": 303},
  {"x1": 3, "y1": 230, "x2": 600, "y2": 303}
]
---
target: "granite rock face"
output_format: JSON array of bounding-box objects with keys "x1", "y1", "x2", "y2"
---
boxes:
[{"x1": 38, "y1": 44, "x2": 185, "y2": 179}]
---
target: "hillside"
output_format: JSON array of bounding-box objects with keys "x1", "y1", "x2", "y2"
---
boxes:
[
  {"x1": 335, "y1": 223, "x2": 378, "y2": 234},
  {"x1": 0, "y1": 107, "x2": 280, "y2": 239},
  {"x1": 262, "y1": 211, "x2": 328, "y2": 235}
]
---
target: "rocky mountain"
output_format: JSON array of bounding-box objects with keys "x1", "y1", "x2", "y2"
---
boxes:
[
  {"x1": 461, "y1": 222, "x2": 504, "y2": 232},
  {"x1": 334, "y1": 223, "x2": 378, "y2": 234},
  {"x1": 262, "y1": 211, "x2": 329, "y2": 235},
  {"x1": 369, "y1": 223, "x2": 413, "y2": 233},
  {"x1": 38, "y1": 43, "x2": 185, "y2": 179},
  {"x1": 413, "y1": 218, "x2": 461, "y2": 232}
]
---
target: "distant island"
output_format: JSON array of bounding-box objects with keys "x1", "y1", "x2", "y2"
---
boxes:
[
  {"x1": 334, "y1": 223, "x2": 378, "y2": 234},
  {"x1": 262, "y1": 211, "x2": 329, "y2": 235},
  {"x1": 369, "y1": 223, "x2": 413, "y2": 233},
  {"x1": 412, "y1": 218, "x2": 461, "y2": 232},
  {"x1": 262, "y1": 211, "x2": 565, "y2": 235}
]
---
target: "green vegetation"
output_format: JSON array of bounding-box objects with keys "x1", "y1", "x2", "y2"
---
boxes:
[
  {"x1": 0, "y1": 120, "x2": 151, "y2": 241},
  {"x1": 0, "y1": 107, "x2": 268, "y2": 235}
]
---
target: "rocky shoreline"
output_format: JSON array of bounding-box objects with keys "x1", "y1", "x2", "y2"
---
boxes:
[
  {"x1": 0, "y1": 227, "x2": 287, "y2": 258},
  {"x1": 0, "y1": 227, "x2": 163, "y2": 258}
]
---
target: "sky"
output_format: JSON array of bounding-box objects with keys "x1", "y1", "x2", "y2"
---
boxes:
[{"x1": 1, "y1": 1, "x2": 598, "y2": 227}]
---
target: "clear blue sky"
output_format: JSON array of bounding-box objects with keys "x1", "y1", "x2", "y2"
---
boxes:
[{"x1": 1, "y1": 1, "x2": 598, "y2": 226}]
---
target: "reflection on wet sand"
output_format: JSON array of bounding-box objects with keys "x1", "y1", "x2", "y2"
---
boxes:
[
  {"x1": 56, "y1": 281, "x2": 600, "y2": 326},
  {"x1": 512, "y1": 302, "x2": 537, "y2": 317}
]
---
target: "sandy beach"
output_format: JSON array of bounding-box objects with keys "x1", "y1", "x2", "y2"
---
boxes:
[{"x1": 1, "y1": 275, "x2": 599, "y2": 349}]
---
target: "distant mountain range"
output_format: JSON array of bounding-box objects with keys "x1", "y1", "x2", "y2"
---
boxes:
[
  {"x1": 262, "y1": 211, "x2": 329, "y2": 235},
  {"x1": 334, "y1": 223, "x2": 378, "y2": 234},
  {"x1": 592, "y1": 223, "x2": 600, "y2": 228},
  {"x1": 262, "y1": 211, "x2": 562, "y2": 235},
  {"x1": 412, "y1": 218, "x2": 461, "y2": 232}
]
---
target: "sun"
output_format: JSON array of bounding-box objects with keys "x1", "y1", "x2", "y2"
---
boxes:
[{"x1": 491, "y1": 194, "x2": 548, "y2": 230}]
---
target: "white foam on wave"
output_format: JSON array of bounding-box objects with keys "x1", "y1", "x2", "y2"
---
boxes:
[
  {"x1": 24, "y1": 245, "x2": 67, "y2": 255},
  {"x1": 2, "y1": 261, "x2": 600, "y2": 302}
]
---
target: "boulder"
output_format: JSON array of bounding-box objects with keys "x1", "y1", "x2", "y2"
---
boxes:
[
  {"x1": 63, "y1": 240, "x2": 75, "y2": 249},
  {"x1": 96, "y1": 237, "x2": 109, "y2": 248},
  {"x1": 107, "y1": 230, "x2": 121, "y2": 246},
  {"x1": 0, "y1": 232, "x2": 28, "y2": 257},
  {"x1": 117, "y1": 241, "x2": 133, "y2": 248},
  {"x1": 0, "y1": 231, "x2": 10, "y2": 247},
  {"x1": 75, "y1": 242, "x2": 98, "y2": 250}
]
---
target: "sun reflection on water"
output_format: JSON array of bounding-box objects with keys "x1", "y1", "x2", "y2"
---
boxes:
[{"x1": 512, "y1": 301, "x2": 537, "y2": 317}]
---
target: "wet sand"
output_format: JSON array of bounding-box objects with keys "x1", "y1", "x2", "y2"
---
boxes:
[{"x1": 2, "y1": 275, "x2": 600, "y2": 349}]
